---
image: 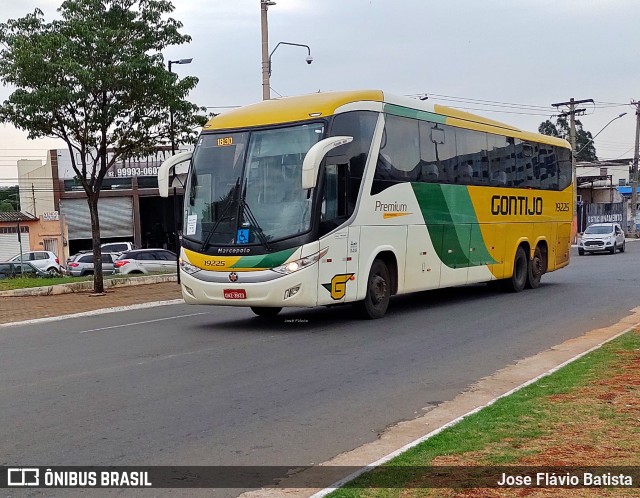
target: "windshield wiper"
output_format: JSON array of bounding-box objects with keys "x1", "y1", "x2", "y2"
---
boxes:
[
  {"x1": 238, "y1": 180, "x2": 272, "y2": 252},
  {"x1": 200, "y1": 178, "x2": 241, "y2": 251}
]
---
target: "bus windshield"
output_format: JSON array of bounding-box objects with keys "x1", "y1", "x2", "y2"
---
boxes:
[{"x1": 184, "y1": 122, "x2": 325, "y2": 246}]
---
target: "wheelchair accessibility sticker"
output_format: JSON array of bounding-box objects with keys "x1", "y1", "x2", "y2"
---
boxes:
[{"x1": 236, "y1": 228, "x2": 250, "y2": 244}]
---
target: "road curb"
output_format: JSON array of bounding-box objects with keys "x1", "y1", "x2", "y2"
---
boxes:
[{"x1": 0, "y1": 274, "x2": 177, "y2": 297}]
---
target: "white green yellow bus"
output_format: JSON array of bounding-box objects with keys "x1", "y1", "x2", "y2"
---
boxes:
[{"x1": 158, "y1": 90, "x2": 572, "y2": 319}]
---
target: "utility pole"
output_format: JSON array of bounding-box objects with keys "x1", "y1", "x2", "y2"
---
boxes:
[
  {"x1": 260, "y1": 0, "x2": 275, "y2": 100},
  {"x1": 31, "y1": 183, "x2": 36, "y2": 216},
  {"x1": 631, "y1": 100, "x2": 640, "y2": 237},
  {"x1": 552, "y1": 97, "x2": 594, "y2": 240}
]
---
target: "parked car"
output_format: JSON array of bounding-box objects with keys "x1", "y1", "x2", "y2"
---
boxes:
[
  {"x1": 114, "y1": 249, "x2": 177, "y2": 274},
  {"x1": 8, "y1": 250, "x2": 61, "y2": 273},
  {"x1": 0, "y1": 261, "x2": 51, "y2": 279},
  {"x1": 100, "y1": 241, "x2": 135, "y2": 255},
  {"x1": 64, "y1": 252, "x2": 116, "y2": 276},
  {"x1": 578, "y1": 222, "x2": 625, "y2": 255}
]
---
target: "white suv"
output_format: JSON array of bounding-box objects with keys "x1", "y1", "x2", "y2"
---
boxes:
[
  {"x1": 578, "y1": 223, "x2": 625, "y2": 255},
  {"x1": 8, "y1": 250, "x2": 61, "y2": 273},
  {"x1": 100, "y1": 241, "x2": 134, "y2": 255},
  {"x1": 114, "y1": 249, "x2": 177, "y2": 274}
]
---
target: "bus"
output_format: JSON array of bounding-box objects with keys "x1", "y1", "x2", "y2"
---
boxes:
[{"x1": 158, "y1": 90, "x2": 572, "y2": 319}]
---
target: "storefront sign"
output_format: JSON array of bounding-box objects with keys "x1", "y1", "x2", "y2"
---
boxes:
[{"x1": 42, "y1": 211, "x2": 60, "y2": 221}]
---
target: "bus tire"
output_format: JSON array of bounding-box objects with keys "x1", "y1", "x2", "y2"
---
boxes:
[
  {"x1": 356, "y1": 259, "x2": 390, "y2": 319},
  {"x1": 526, "y1": 245, "x2": 544, "y2": 289},
  {"x1": 501, "y1": 246, "x2": 527, "y2": 293},
  {"x1": 250, "y1": 307, "x2": 282, "y2": 318}
]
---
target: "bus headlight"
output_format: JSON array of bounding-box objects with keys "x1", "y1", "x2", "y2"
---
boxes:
[
  {"x1": 179, "y1": 258, "x2": 200, "y2": 275},
  {"x1": 272, "y1": 248, "x2": 328, "y2": 275}
]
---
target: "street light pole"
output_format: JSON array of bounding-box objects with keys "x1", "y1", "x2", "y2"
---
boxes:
[
  {"x1": 167, "y1": 57, "x2": 192, "y2": 282},
  {"x1": 571, "y1": 111, "x2": 626, "y2": 236},
  {"x1": 167, "y1": 58, "x2": 193, "y2": 155},
  {"x1": 260, "y1": 1, "x2": 313, "y2": 100},
  {"x1": 631, "y1": 101, "x2": 640, "y2": 237},
  {"x1": 574, "y1": 112, "x2": 627, "y2": 157},
  {"x1": 268, "y1": 42, "x2": 313, "y2": 77}
]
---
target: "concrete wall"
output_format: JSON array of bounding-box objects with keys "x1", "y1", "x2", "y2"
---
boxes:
[
  {"x1": 29, "y1": 217, "x2": 70, "y2": 262},
  {"x1": 579, "y1": 187, "x2": 625, "y2": 204},
  {"x1": 17, "y1": 159, "x2": 55, "y2": 217}
]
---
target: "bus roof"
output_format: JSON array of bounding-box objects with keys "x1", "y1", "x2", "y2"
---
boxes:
[
  {"x1": 204, "y1": 90, "x2": 384, "y2": 131},
  {"x1": 204, "y1": 90, "x2": 570, "y2": 149}
]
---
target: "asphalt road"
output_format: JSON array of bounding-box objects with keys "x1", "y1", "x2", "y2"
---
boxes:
[{"x1": 2, "y1": 245, "x2": 639, "y2": 484}]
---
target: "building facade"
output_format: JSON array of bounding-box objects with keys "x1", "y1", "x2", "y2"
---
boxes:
[{"x1": 18, "y1": 148, "x2": 187, "y2": 255}]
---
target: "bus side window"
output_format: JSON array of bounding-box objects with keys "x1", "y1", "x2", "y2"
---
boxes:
[
  {"x1": 455, "y1": 129, "x2": 489, "y2": 186},
  {"x1": 556, "y1": 146, "x2": 572, "y2": 190},
  {"x1": 319, "y1": 163, "x2": 349, "y2": 235},
  {"x1": 516, "y1": 141, "x2": 540, "y2": 189},
  {"x1": 419, "y1": 122, "x2": 458, "y2": 184},
  {"x1": 371, "y1": 114, "x2": 420, "y2": 194},
  {"x1": 418, "y1": 122, "x2": 441, "y2": 183},
  {"x1": 329, "y1": 110, "x2": 378, "y2": 210},
  {"x1": 487, "y1": 134, "x2": 512, "y2": 187}
]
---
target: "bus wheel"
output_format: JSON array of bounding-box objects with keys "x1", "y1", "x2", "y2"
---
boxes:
[
  {"x1": 356, "y1": 259, "x2": 390, "y2": 319},
  {"x1": 526, "y1": 245, "x2": 544, "y2": 289},
  {"x1": 502, "y1": 246, "x2": 527, "y2": 293},
  {"x1": 250, "y1": 307, "x2": 282, "y2": 318}
]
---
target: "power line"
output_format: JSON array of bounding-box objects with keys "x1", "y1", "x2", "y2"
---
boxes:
[
  {"x1": 409, "y1": 92, "x2": 555, "y2": 111},
  {"x1": 428, "y1": 105, "x2": 554, "y2": 117}
]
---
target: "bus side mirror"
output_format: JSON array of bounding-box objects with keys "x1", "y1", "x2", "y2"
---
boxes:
[
  {"x1": 157, "y1": 151, "x2": 193, "y2": 197},
  {"x1": 302, "y1": 136, "x2": 353, "y2": 189}
]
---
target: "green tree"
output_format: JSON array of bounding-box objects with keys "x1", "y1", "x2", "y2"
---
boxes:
[
  {"x1": 538, "y1": 116, "x2": 597, "y2": 162},
  {"x1": 0, "y1": 0, "x2": 205, "y2": 293},
  {"x1": 0, "y1": 185, "x2": 20, "y2": 210},
  {"x1": 0, "y1": 200, "x2": 15, "y2": 212}
]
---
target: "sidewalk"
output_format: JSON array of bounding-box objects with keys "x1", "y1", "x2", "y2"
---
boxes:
[{"x1": 0, "y1": 282, "x2": 183, "y2": 325}]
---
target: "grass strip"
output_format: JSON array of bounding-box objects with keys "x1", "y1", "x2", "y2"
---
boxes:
[
  {"x1": 327, "y1": 330, "x2": 640, "y2": 497},
  {"x1": 0, "y1": 271, "x2": 174, "y2": 291}
]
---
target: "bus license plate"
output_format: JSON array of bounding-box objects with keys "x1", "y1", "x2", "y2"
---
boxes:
[{"x1": 224, "y1": 289, "x2": 247, "y2": 299}]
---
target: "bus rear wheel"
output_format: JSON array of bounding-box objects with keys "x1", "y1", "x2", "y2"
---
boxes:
[
  {"x1": 356, "y1": 259, "x2": 390, "y2": 319},
  {"x1": 501, "y1": 246, "x2": 527, "y2": 293},
  {"x1": 250, "y1": 307, "x2": 282, "y2": 318},
  {"x1": 526, "y1": 245, "x2": 545, "y2": 289}
]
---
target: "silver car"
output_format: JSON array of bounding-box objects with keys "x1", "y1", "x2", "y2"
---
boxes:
[
  {"x1": 578, "y1": 223, "x2": 625, "y2": 255},
  {"x1": 114, "y1": 249, "x2": 177, "y2": 274},
  {"x1": 64, "y1": 252, "x2": 116, "y2": 276}
]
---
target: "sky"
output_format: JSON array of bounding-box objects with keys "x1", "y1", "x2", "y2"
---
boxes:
[{"x1": 1, "y1": 0, "x2": 639, "y2": 185}]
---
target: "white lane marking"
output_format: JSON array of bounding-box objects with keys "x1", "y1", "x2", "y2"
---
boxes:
[
  {"x1": 309, "y1": 323, "x2": 639, "y2": 497},
  {"x1": 0, "y1": 299, "x2": 185, "y2": 329},
  {"x1": 78, "y1": 312, "x2": 210, "y2": 334}
]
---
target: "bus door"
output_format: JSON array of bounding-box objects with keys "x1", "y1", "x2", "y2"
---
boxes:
[
  {"x1": 316, "y1": 162, "x2": 358, "y2": 305},
  {"x1": 317, "y1": 228, "x2": 351, "y2": 305}
]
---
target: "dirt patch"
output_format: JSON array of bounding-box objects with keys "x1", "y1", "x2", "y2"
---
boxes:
[{"x1": 403, "y1": 330, "x2": 640, "y2": 497}]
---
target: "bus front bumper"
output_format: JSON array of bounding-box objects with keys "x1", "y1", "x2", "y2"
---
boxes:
[{"x1": 179, "y1": 266, "x2": 319, "y2": 308}]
